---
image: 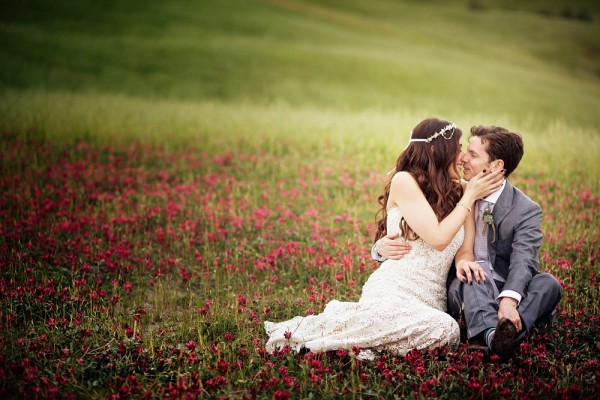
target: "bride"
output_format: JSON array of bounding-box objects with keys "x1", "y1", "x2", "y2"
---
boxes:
[{"x1": 264, "y1": 118, "x2": 504, "y2": 360}]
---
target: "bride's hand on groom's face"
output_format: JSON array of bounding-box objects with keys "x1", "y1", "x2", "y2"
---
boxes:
[
  {"x1": 377, "y1": 232, "x2": 411, "y2": 260},
  {"x1": 466, "y1": 169, "x2": 505, "y2": 200}
]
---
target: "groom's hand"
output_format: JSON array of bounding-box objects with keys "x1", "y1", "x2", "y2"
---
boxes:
[
  {"x1": 498, "y1": 297, "x2": 523, "y2": 332},
  {"x1": 376, "y1": 233, "x2": 411, "y2": 260}
]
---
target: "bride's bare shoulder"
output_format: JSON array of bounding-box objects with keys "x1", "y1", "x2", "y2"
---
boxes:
[{"x1": 391, "y1": 171, "x2": 419, "y2": 188}]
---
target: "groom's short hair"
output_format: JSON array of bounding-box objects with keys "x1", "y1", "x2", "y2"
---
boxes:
[{"x1": 470, "y1": 126, "x2": 524, "y2": 178}]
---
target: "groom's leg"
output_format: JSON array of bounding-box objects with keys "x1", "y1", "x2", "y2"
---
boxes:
[
  {"x1": 448, "y1": 277, "x2": 498, "y2": 340},
  {"x1": 517, "y1": 273, "x2": 563, "y2": 340}
]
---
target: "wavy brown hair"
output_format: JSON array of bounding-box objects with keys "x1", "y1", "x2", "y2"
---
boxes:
[{"x1": 375, "y1": 118, "x2": 464, "y2": 242}]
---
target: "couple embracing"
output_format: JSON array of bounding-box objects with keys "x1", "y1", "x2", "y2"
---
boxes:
[{"x1": 265, "y1": 118, "x2": 562, "y2": 361}]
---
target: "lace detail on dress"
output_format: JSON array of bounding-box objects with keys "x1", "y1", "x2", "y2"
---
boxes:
[{"x1": 265, "y1": 207, "x2": 463, "y2": 360}]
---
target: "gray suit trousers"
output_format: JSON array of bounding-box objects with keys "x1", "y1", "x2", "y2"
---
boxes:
[{"x1": 447, "y1": 273, "x2": 563, "y2": 341}]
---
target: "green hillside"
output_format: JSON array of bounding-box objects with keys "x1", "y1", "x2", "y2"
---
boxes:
[{"x1": 1, "y1": 0, "x2": 599, "y2": 181}]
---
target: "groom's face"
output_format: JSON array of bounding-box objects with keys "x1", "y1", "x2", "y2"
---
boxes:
[{"x1": 461, "y1": 137, "x2": 492, "y2": 180}]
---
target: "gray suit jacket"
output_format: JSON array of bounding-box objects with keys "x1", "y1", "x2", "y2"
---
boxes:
[{"x1": 487, "y1": 180, "x2": 542, "y2": 296}]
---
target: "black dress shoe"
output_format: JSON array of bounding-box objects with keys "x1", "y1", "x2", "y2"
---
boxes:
[
  {"x1": 467, "y1": 341, "x2": 489, "y2": 356},
  {"x1": 492, "y1": 318, "x2": 519, "y2": 361}
]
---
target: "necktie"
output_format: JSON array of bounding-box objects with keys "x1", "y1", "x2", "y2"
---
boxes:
[{"x1": 474, "y1": 200, "x2": 499, "y2": 298}]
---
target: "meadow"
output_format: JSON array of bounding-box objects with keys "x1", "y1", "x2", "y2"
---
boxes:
[{"x1": 1, "y1": 0, "x2": 600, "y2": 398}]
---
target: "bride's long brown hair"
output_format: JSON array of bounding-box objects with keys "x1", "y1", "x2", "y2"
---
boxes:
[{"x1": 374, "y1": 118, "x2": 464, "y2": 242}]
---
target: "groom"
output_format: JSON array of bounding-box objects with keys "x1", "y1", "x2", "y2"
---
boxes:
[{"x1": 372, "y1": 125, "x2": 563, "y2": 360}]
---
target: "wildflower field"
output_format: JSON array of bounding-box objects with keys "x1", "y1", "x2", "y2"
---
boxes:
[
  {"x1": 1, "y1": 128, "x2": 599, "y2": 398},
  {"x1": 1, "y1": 0, "x2": 600, "y2": 398}
]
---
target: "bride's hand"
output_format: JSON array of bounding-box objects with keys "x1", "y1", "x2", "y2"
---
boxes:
[
  {"x1": 464, "y1": 169, "x2": 504, "y2": 201},
  {"x1": 456, "y1": 260, "x2": 487, "y2": 284}
]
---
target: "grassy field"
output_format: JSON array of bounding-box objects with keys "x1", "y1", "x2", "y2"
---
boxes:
[
  {"x1": 1, "y1": 0, "x2": 600, "y2": 398},
  {"x1": 2, "y1": 0, "x2": 600, "y2": 180}
]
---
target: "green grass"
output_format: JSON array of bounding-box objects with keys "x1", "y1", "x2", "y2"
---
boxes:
[
  {"x1": 1, "y1": 0, "x2": 599, "y2": 188},
  {"x1": 1, "y1": 2, "x2": 600, "y2": 397},
  {"x1": 1, "y1": 89, "x2": 599, "y2": 189},
  {"x1": 0, "y1": 0, "x2": 598, "y2": 324},
  {"x1": 1, "y1": 0, "x2": 599, "y2": 118}
]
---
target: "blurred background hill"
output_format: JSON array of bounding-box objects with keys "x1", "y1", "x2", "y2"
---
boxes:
[{"x1": 1, "y1": 0, "x2": 599, "y2": 181}]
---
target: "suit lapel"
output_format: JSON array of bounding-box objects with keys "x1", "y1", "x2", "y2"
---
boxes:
[
  {"x1": 492, "y1": 180, "x2": 514, "y2": 227},
  {"x1": 488, "y1": 180, "x2": 514, "y2": 265}
]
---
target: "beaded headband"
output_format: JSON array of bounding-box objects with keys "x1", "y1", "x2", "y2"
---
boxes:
[
  {"x1": 409, "y1": 123, "x2": 456, "y2": 143},
  {"x1": 391, "y1": 122, "x2": 458, "y2": 174}
]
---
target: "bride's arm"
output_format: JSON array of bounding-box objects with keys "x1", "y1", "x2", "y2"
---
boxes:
[
  {"x1": 388, "y1": 170, "x2": 502, "y2": 251},
  {"x1": 454, "y1": 179, "x2": 487, "y2": 283},
  {"x1": 453, "y1": 212, "x2": 486, "y2": 284}
]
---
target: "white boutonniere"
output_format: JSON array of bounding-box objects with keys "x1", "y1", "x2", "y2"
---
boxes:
[{"x1": 482, "y1": 208, "x2": 496, "y2": 243}]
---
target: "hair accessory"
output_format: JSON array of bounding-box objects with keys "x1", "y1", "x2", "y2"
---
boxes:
[{"x1": 409, "y1": 123, "x2": 456, "y2": 144}]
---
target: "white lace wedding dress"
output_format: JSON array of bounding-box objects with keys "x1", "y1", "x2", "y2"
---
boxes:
[{"x1": 264, "y1": 207, "x2": 462, "y2": 360}]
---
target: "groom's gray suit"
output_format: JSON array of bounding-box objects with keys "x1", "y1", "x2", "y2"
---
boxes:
[{"x1": 446, "y1": 180, "x2": 563, "y2": 341}]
